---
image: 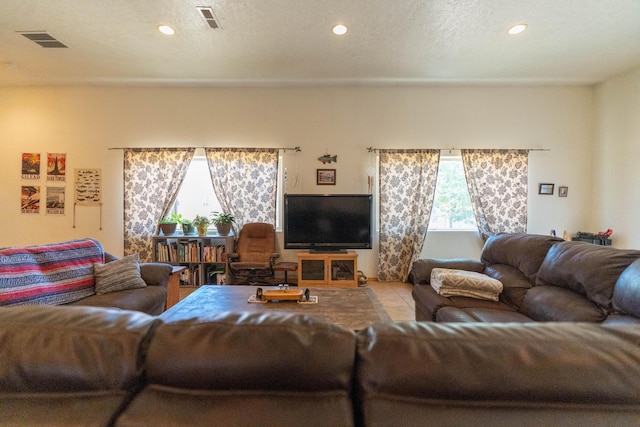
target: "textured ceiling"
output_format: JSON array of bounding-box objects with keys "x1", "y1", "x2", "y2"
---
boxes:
[{"x1": 1, "y1": 0, "x2": 640, "y2": 87}]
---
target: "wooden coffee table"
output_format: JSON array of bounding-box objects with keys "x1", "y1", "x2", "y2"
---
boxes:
[{"x1": 160, "y1": 285, "x2": 391, "y2": 331}]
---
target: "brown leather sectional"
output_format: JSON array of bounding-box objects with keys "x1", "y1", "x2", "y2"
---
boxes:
[
  {"x1": 411, "y1": 233, "x2": 640, "y2": 324},
  {"x1": 1, "y1": 305, "x2": 639, "y2": 426},
  {"x1": 66, "y1": 259, "x2": 172, "y2": 315}
]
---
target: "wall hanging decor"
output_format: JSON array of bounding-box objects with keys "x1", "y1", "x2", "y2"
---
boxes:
[
  {"x1": 317, "y1": 169, "x2": 336, "y2": 185},
  {"x1": 47, "y1": 153, "x2": 66, "y2": 182},
  {"x1": 46, "y1": 186, "x2": 66, "y2": 215},
  {"x1": 21, "y1": 185, "x2": 40, "y2": 214},
  {"x1": 538, "y1": 183, "x2": 554, "y2": 195},
  {"x1": 558, "y1": 186, "x2": 568, "y2": 197},
  {"x1": 74, "y1": 168, "x2": 102, "y2": 229},
  {"x1": 318, "y1": 154, "x2": 337, "y2": 164},
  {"x1": 21, "y1": 153, "x2": 41, "y2": 180}
]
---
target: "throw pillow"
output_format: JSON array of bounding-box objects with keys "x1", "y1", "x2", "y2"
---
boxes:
[{"x1": 94, "y1": 253, "x2": 147, "y2": 295}]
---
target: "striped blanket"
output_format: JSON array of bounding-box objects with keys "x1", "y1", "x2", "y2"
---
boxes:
[{"x1": 0, "y1": 239, "x2": 104, "y2": 306}]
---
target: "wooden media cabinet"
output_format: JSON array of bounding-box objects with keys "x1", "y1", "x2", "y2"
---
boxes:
[{"x1": 297, "y1": 251, "x2": 358, "y2": 287}]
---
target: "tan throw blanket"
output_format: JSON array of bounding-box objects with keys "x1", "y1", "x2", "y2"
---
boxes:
[{"x1": 430, "y1": 268, "x2": 503, "y2": 301}]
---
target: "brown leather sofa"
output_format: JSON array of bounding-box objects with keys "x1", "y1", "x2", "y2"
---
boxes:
[
  {"x1": 68, "y1": 254, "x2": 172, "y2": 315},
  {"x1": 410, "y1": 233, "x2": 640, "y2": 323},
  {"x1": 1, "y1": 305, "x2": 639, "y2": 426},
  {"x1": 0, "y1": 239, "x2": 171, "y2": 315}
]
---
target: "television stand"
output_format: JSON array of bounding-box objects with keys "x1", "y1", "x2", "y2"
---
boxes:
[
  {"x1": 309, "y1": 248, "x2": 347, "y2": 254},
  {"x1": 297, "y1": 251, "x2": 358, "y2": 287}
]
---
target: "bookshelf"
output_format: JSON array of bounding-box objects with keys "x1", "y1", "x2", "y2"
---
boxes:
[{"x1": 153, "y1": 233, "x2": 235, "y2": 286}]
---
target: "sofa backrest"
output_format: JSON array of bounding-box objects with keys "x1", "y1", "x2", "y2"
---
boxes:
[
  {"x1": 529, "y1": 241, "x2": 640, "y2": 322},
  {"x1": 117, "y1": 311, "x2": 357, "y2": 426},
  {"x1": 356, "y1": 321, "x2": 640, "y2": 427},
  {"x1": 0, "y1": 305, "x2": 158, "y2": 426},
  {"x1": 3, "y1": 306, "x2": 640, "y2": 426},
  {"x1": 480, "y1": 233, "x2": 563, "y2": 308}
]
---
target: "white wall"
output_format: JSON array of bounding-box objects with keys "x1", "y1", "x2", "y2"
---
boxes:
[
  {"x1": 0, "y1": 85, "x2": 595, "y2": 277},
  {"x1": 594, "y1": 66, "x2": 640, "y2": 249}
]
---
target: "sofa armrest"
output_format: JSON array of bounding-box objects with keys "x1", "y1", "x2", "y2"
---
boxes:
[
  {"x1": 104, "y1": 252, "x2": 119, "y2": 263},
  {"x1": 409, "y1": 258, "x2": 485, "y2": 285},
  {"x1": 140, "y1": 263, "x2": 172, "y2": 289}
]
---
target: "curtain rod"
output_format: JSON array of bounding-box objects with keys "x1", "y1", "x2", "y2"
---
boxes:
[
  {"x1": 366, "y1": 147, "x2": 549, "y2": 152},
  {"x1": 108, "y1": 146, "x2": 302, "y2": 152}
]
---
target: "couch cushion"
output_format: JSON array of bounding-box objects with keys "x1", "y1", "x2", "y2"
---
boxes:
[
  {"x1": 94, "y1": 253, "x2": 147, "y2": 295},
  {"x1": 480, "y1": 233, "x2": 563, "y2": 284},
  {"x1": 612, "y1": 258, "x2": 640, "y2": 318},
  {"x1": 412, "y1": 284, "x2": 512, "y2": 322},
  {"x1": 119, "y1": 312, "x2": 356, "y2": 426},
  {"x1": 520, "y1": 285, "x2": 606, "y2": 322},
  {"x1": 0, "y1": 305, "x2": 158, "y2": 426},
  {"x1": 431, "y1": 268, "x2": 503, "y2": 301},
  {"x1": 356, "y1": 322, "x2": 640, "y2": 426},
  {"x1": 435, "y1": 306, "x2": 529, "y2": 322},
  {"x1": 484, "y1": 264, "x2": 536, "y2": 309},
  {"x1": 0, "y1": 239, "x2": 103, "y2": 306},
  {"x1": 68, "y1": 285, "x2": 168, "y2": 315},
  {"x1": 536, "y1": 241, "x2": 640, "y2": 310}
]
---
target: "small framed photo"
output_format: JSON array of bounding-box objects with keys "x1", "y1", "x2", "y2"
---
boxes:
[
  {"x1": 317, "y1": 169, "x2": 336, "y2": 185},
  {"x1": 538, "y1": 183, "x2": 554, "y2": 195},
  {"x1": 558, "y1": 186, "x2": 568, "y2": 197}
]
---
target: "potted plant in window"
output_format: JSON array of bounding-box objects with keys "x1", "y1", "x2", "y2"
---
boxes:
[
  {"x1": 181, "y1": 218, "x2": 195, "y2": 235},
  {"x1": 193, "y1": 215, "x2": 212, "y2": 237},
  {"x1": 211, "y1": 212, "x2": 235, "y2": 236},
  {"x1": 158, "y1": 213, "x2": 182, "y2": 235}
]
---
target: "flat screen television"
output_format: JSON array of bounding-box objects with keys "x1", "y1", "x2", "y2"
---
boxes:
[{"x1": 284, "y1": 194, "x2": 373, "y2": 252}]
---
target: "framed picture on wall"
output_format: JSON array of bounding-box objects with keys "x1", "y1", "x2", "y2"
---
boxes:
[
  {"x1": 558, "y1": 186, "x2": 568, "y2": 197},
  {"x1": 538, "y1": 183, "x2": 554, "y2": 195},
  {"x1": 317, "y1": 169, "x2": 336, "y2": 185}
]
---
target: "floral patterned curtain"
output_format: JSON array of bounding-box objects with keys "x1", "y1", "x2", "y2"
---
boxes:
[
  {"x1": 123, "y1": 148, "x2": 195, "y2": 261},
  {"x1": 205, "y1": 148, "x2": 279, "y2": 232},
  {"x1": 461, "y1": 149, "x2": 529, "y2": 240},
  {"x1": 378, "y1": 149, "x2": 440, "y2": 282}
]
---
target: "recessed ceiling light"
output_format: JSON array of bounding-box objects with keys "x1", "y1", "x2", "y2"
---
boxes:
[
  {"x1": 158, "y1": 25, "x2": 176, "y2": 36},
  {"x1": 332, "y1": 24, "x2": 348, "y2": 36},
  {"x1": 507, "y1": 24, "x2": 527, "y2": 35}
]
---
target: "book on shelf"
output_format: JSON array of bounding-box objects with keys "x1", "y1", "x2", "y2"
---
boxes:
[
  {"x1": 203, "y1": 244, "x2": 227, "y2": 262},
  {"x1": 188, "y1": 265, "x2": 201, "y2": 287}
]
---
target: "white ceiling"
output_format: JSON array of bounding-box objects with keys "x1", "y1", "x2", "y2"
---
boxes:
[{"x1": 1, "y1": 0, "x2": 640, "y2": 87}]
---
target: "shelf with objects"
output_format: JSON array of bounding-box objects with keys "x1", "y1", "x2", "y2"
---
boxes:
[
  {"x1": 571, "y1": 229, "x2": 613, "y2": 246},
  {"x1": 297, "y1": 251, "x2": 358, "y2": 287},
  {"x1": 153, "y1": 233, "x2": 235, "y2": 286}
]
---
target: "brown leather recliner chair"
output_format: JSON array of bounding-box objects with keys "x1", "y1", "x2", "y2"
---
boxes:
[{"x1": 228, "y1": 222, "x2": 279, "y2": 284}]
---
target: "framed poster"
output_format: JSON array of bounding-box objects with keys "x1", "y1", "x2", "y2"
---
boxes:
[
  {"x1": 558, "y1": 186, "x2": 568, "y2": 197},
  {"x1": 74, "y1": 168, "x2": 102, "y2": 205},
  {"x1": 317, "y1": 169, "x2": 336, "y2": 185},
  {"x1": 538, "y1": 183, "x2": 554, "y2": 195},
  {"x1": 46, "y1": 186, "x2": 66, "y2": 215},
  {"x1": 21, "y1": 185, "x2": 41, "y2": 214},
  {"x1": 21, "y1": 153, "x2": 41, "y2": 180},
  {"x1": 47, "y1": 153, "x2": 66, "y2": 182}
]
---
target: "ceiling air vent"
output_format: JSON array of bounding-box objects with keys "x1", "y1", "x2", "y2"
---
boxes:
[
  {"x1": 196, "y1": 6, "x2": 220, "y2": 29},
  {"x1": 20, "y1": 32, "x2": 68, "y2": 48}
]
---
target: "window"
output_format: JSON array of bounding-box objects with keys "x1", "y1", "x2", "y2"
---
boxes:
[
  {"x1": 171, "y1": 150, "x2": 284, "y2": 230},
  {"x1": 171, "y1": 156, "x2": 221, "y2": 222},
  {"x1": 428, "y1": 151, "x2": 477, "y2": 230}
]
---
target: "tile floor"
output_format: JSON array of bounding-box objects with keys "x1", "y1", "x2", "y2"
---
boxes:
[
  {"x1": 178, "y1": 281, "x2": 416, "y2": 322},
  {"x1": 366, "y1": 281, "x2": 415, "y2": 322}
]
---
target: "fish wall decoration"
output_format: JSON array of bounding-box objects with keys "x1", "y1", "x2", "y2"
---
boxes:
[{"x1": 318, "y1": 154, "x2": 337, "y2": 164}]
